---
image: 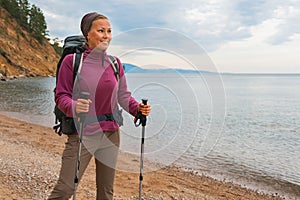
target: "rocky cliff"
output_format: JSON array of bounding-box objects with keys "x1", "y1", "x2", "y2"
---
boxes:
[{"x1": 0, "y1": 7, "x2": 59, "y2": 79}]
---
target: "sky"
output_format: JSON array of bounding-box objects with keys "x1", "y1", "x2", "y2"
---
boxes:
[{"x1": 28, "y1": 0, "x2": 300, "y2": 73}]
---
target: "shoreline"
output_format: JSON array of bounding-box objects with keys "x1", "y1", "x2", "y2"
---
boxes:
[{"x1": 0, "y1": 113, "x2": 289, "y2": 199}]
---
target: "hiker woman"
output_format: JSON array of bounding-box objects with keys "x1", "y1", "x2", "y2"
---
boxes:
[{"x1": 48, "y1": 12, "x2": 151, "y2": 200}]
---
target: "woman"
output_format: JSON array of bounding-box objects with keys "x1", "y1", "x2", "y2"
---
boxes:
[{"x1": 48, "y1": 12, "x2": 151, "y2": 199}]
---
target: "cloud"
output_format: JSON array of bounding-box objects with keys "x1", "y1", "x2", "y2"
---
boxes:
[
  {"x1": 235, "y1": 0, "x2": 272, "y2": 25},
  {"x1": 266, "y1": 2, "x2": 300, "y2": 44},
  {"x1": 109, "y1": 28, "x2": 215, "y2": 72},
  {"x1": 159, "y1": 0, "x2": 254, "y2": 51},
  {"x1": 233, "y1": 0, "x2": 300, "y2": 45},
  {"x1": 27, "y1": 0, "x2": 300, "y2": 72},
  {"x1": 29, "y1": 0, "x2": 300, "y2": 48},
  {"x1": 163, "y1": 0, "x2": 299, "y2": 49}
]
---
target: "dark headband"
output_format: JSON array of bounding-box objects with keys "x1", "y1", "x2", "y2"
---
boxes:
[{"x1": 80, "y1": 12, "x2": 106, "y2": 39}]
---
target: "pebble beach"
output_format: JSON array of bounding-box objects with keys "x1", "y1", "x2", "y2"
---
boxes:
[{"x1": 0, "y1": 113, "x2": 286, "y2": 199}]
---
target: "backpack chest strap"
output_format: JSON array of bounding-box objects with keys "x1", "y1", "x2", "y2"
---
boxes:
[{"x1": 84, "y1": 114, "x2": 114, "y2": 125}]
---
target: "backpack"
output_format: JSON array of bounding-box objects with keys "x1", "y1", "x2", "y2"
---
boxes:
[{"x1": 53, "y1": 35, "x2": 121, "y2": 136}]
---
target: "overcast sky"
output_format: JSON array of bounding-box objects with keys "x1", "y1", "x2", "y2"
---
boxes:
[{"x1": 28, "y1": 0, "x2": 300, "y2": 73}]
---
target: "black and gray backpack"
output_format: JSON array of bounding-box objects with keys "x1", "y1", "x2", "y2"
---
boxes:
[{"x1": 53, "y1": 35, "x2": 121, "y2": 136}]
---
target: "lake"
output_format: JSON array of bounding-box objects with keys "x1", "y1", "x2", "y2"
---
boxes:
[{"x1": 0, "y1": 73, "x2": 299, "y2": 199}]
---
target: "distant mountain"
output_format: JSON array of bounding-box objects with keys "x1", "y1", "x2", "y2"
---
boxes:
[
  {"x1": 122, "y1": 63, "x2": 144, "y2": 73},
  {"x1": 123, "y1": 63, "x2": 212, "y2": 74}
]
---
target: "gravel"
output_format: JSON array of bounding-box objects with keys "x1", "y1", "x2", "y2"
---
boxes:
[{"x1": 0, "y1": 134, "x2": 60, "y2": 199}]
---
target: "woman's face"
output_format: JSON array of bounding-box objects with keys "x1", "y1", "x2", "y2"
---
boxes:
[{"x1": 87, "y1": 18, "x2": 112, "y2": 50}]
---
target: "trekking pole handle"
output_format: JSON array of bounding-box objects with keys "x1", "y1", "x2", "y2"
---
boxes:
[
  {"x1": 134, "y1": 99, "x2": 148, "y2": 127},
  {"x1": 80, "y1": 91, "x2": 90, "y2": 100},
  {"x1": 142, "y1": 99, "x2": 148, "y2": 106},
  {"x1": 141, "y1": 99, "x2": 148, "y2": 127}
]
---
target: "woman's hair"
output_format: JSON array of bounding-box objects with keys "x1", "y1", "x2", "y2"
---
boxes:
[{"x1": 80, "y1": 12, "x2": 108, "y2": 39}]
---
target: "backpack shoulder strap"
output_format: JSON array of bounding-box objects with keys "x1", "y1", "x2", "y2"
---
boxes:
[
  {"x1": 72, "y1": 51, "x2": 83, "y2": 83},
  {"x1": 108, "y1": 55, "x2": 120, "y2": 81},
  {"x1": 72, "y1": 54, "x2": 118, "y2": 83}
]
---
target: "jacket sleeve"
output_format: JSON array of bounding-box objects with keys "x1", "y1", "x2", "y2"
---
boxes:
[
  {"x1": 55, "y1": 54, "x2": 77, "y2": 117},
  {"x1": 116, "y1": 57, "x2": 139, "y2": 116}
]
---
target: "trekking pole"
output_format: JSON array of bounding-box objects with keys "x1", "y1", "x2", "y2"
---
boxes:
[
  {"x1": 73, "y1": 91, "x2": 90, "y2": 200},
  {"x1": 134, "y1": 99, "x2": 148, "y2": 200}
]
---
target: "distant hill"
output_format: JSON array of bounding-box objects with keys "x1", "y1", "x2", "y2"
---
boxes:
[
  {"x1": 0, "y1": 7, "x2": 59, "y2": 79},
  {"x1": 123, "y1": 63, "x2": 212, "y2": 74},
  {"x1": 123, "y1": 63, "x2": 143, "y2": 73}
]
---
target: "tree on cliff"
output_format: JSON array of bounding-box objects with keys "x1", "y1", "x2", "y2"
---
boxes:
[
  {"x1": 18, "y1": 0, "x2": 30, "y2": 29},
  {"x1": 28, "y1": 4, "x2": 47, "y2": 42},
  {"x1": 0, "y1": 0, "x2": 47, "y2": 43}
]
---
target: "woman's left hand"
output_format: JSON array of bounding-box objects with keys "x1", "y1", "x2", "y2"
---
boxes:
[{"x1": 138, "y1": 102, "x2": 151, "y2": 116}]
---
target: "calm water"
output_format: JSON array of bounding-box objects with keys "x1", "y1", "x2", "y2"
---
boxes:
[{"x1": 0, "y1": 74, "x2": 299, "y2": 199}]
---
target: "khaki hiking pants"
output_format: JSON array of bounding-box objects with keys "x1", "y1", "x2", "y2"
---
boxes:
[{"x1": 48, "y1": 130, "x2": 120, "y2": 200}]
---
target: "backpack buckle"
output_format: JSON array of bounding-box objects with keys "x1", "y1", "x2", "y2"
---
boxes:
[{"x1": 105, "y1": 114, "x2": 113, "y2": 121}]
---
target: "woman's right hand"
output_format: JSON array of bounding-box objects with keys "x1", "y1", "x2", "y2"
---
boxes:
[{"x1": 75, "y1": 98, "x2": 92, "y2": 114}]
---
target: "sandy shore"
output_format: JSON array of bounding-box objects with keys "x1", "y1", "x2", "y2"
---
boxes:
[{"x1": 0, "y1": 113, "x2": 285, "y2": 199}]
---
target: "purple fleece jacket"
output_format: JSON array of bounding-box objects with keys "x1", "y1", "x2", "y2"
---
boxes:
[{"x1": 55, "y1": 46, "x2": 139, "y2": 135}]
